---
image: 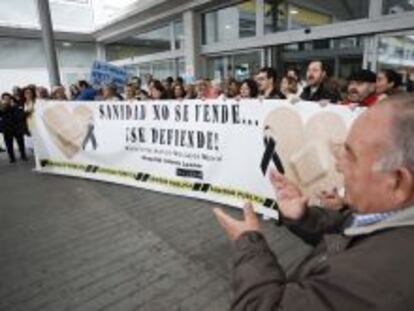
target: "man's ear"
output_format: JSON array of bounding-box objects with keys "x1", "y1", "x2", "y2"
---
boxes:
[{"x1": 392, "y1": 167, "x2": 414, "y2": 205}]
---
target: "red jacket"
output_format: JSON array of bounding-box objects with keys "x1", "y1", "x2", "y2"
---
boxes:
[{"x1": 343, "y1": 94, "x2": 380, "y2": 107}]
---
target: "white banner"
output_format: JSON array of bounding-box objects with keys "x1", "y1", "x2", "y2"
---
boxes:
[{"x1": 32, "y1": 100, "x2": 361, "y2": 218}]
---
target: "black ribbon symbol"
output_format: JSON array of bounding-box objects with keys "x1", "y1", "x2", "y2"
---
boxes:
[
  {"x1": 82, "y1": 123, "x2": 98, "y2": 150},
  {"x1": 261, "y1": 134, "x2": 285, "y2": 176}
]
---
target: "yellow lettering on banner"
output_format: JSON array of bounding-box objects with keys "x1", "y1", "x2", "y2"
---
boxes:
[
  {"x1": 210, "y1": 186, "x2": 236, "y2": 196},
  {"x1": 168, "y1": 180, "x2": 193, "y2": 189},
  {"x1": 209, "y1": 185, "x2": 264, "y2": 204},
  {"x1": 149, "y1": 176, "x2": 169, "y2": 185},
  {"x1": 40, "y1": 160, "x2": 266, "y2": 205},
  {"x1": 97, "y1": 168, "x2": 135, "y2": 178}
]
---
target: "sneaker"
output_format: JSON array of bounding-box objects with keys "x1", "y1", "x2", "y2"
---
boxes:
[{"x1": 9, "y1": 159, "x2": 16, "y2": 164}]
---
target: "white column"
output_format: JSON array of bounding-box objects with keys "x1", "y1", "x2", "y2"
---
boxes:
[
  {"x1": 36, "y1": 0, "x2": 61, "y2": 87},
  {"x1": 96, "y1": 42, "x2": 106, "y2": 61},
  {"x1": 183, "y1": 10, "x2": 202, "y2": 80}
]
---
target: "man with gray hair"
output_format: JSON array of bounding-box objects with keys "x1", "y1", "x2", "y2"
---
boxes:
[{"x1": 214, "y1": 94, "x2": 414, "y2": 310}]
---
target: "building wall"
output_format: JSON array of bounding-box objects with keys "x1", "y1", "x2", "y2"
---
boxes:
[
  {"x1": 99, "y1": 0, "x2": 414, "y2": 83},
  {"x1": 0, "y1": 37, "x2": 96, "y2": 93}
]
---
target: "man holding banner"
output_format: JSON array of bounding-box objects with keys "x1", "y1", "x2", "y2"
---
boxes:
[{"x1": 214, "y1": 94, "x2": 414, "y2": 310}]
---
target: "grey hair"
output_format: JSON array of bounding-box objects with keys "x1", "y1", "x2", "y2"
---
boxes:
[{"x1": 373, "y1": 94, "x2": 414, "y2": 174}]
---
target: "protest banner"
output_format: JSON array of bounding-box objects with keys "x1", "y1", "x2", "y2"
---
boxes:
[
  {"x1": 90, "y1": 61, "x2": 128, "y2": 90},
  {"x1": 33, "y1": 100, "x2": 361, "y2": 218}
]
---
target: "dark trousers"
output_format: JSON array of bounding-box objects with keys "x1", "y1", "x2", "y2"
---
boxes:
[{"x1": 3, "y1": 132, "x2": 26, "y2": 161}]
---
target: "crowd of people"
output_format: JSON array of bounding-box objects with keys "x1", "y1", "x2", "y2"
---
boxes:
[
  {"x1": 0, "y1": 60, "x2": 413, "y2": 164},
  {"x1": 1, "y1": 59, "x2": 414, "y2": 310}
]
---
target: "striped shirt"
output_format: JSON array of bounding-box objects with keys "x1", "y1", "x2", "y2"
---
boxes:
[{"x1": 348, "y1": 211, "x2": 397, "y2": 228}]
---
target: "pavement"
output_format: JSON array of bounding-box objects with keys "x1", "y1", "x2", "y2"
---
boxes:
[{"x1": 0, "y1": 152, "x2": 311, "y2": 311}]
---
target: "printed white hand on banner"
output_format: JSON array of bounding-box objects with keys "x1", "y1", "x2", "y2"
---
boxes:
[
  {"x1": 42, "y1": 104, "x2": 95, "y2": 158},
  {"x1": 270, "y1": 169, "x2": 308, "y2": 221},
  {"x1": 213, "y1": 203, "x2": 261, "y2": 241},
  {"x1": 263, "y1": 106, "x2": 349, "y2": 206}
]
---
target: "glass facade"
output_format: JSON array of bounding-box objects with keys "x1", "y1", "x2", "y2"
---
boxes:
[
  {"x1": 174, "y1": 20, "x2": 184, "y2": 50},
  {"x1": 383, "y1": 0, "x2": 414, "y2": 14},
  {"x1": 206, "y1": 57, "x2": 226, "y2": 80},
  {"x1": 130, "y1": 58, "x2": 185, "y2": 80},
  {"x1": 264, "y1": 0, "x2": 369, "y2": 33},
  {"x1": 133, "y1": 25, "x2": 171, "y2": 52},
  {"x1": 105, "y1": 20, "x2": 186, "y2": 62},
  {"x1": 202, "y1": 0, "x2": 257, "y2": 45},
  {"x1": 56, "y1": 41, "x2": 97, "y2": 68},
  {"x1": 106, "y1": 24, "x2": 172, "y2": 61},
  {"x1": 378, "y1": 33, "x2": 414, "y2": 75},
  {"x1": 153, "y1": 59, "x2": 175, "y2": 79},
  {"x1": 206, "y1": 50, "x2": 261, "y2": 80},
  {"x1": 177, "y1": 58, "x2": 186, "y2": 77},
  {"x1": 135, "y1": 63, "x2": 152, "y2": 79},
  {"x1": 277, "y1": 36, "x2": 364, "y2": 79}
]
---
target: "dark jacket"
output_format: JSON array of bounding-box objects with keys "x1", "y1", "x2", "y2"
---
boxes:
[
  {"x1": 232, "y1": 205, "x2": 414, "y2": 311},
  {"x1": 0, "y1": 104, "x2": 26, "y2": 135},
  {"x1": 300, "y1": 84, "x2": 340, "y2": 103},
  {"x1": 264, "y1": 88, "x2": 285, "y2": 100}
]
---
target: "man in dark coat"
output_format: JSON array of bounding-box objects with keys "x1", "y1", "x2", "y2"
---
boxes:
[
  {"x1": 300, "y1": 60, "x2": 340, "y2": 103},
  {"x1": 256, "y1": 67, "x2": 285, "y2": 99},
  {"x1": 214, "y1": 94, "x2": 414, "y2": 310},
  {"x1": 0, "y1": 93, "x2": 27, "y2": 163}
]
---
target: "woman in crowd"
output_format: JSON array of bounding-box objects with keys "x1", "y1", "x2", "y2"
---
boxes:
[
  {"x1": 286, "y1": 67, "x2": 305, "y2": 95},
  {"x1": 149, "y1": 80, "x2": 168, "y2": 100},
  {"x1": 124, "y1": 83, "x2": 137, "y2": 102},
  {"x1": 224, "y1": 78, "x2": 240, "y2": 99},
  {"x1": 36, "y1": 86, "x2": 50, "y2": 100},
  {"x1": 280, "y1": 76, "x2": 299, "y2": 102},
  {"x1": 102, "y1": 84, "x2": 122, "y2": 101},
  {"x1": 172, "y1": 83, "x2": 186, "y2": 100},
  {"x1": 69, "y1": 84, "x2": 80, "y2": 100},
  {"x1": 195, "y1": 79, "x2": 210, "y2": 99},
  {"x1": 376, "y1": 69, "x2": 402, "y2": 99},
  {"x1": 184, "y1": 84, "x2": 197, "y2": 99},
  {"x1": 51, "y1": 86, "x2": 68, "y2": 100},
  {"x1": 207, "y1": 80, "x2": 224, "y2": 99},
  {"x1": 23, "y1": 86, "x2": 36, "y2": 136},
  {"x1": 239, "y1": 79, "x2": 259, "y2": 99}
]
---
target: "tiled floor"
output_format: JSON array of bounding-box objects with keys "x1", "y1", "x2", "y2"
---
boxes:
[{"x1": 0, "y1": 155, "x2": 310, "y2": 311}]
